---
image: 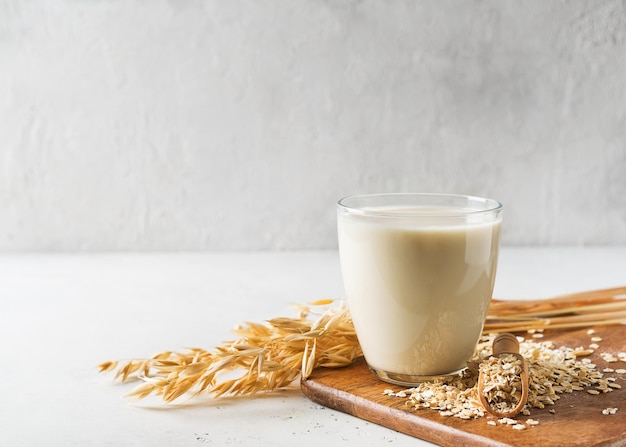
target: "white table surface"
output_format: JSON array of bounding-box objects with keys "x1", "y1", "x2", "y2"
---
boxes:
[{"x1": 2, "y1": 247, "x2": 625, "y2": 447}]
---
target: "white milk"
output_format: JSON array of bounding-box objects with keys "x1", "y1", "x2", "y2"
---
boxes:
[{"x1": 338, "y1": 206, "x2": 501, "y2": 380}]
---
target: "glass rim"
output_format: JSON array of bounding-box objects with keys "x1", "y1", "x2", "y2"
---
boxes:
[{"x1": 337, "y1": 193, "x2": 503, "y2": 219}]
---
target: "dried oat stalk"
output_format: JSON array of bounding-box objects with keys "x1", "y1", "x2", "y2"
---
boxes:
[
  {"x1": 99, "y1": 300, "x2": 361, "y2": 401},
  {"x1": 485, "y1": 286, "x2": 626, "y2": 333}
]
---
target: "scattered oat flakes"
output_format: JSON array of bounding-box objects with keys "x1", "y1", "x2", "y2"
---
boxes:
[
  {"x1": 526, "y1": 419, "x2": 540, "y2": 426},
  {"x1": 601, "y1": 353, "x2": 619, "y2": 362},
  {"x1": 389, "y1": 334, "x2": 618, "y2": 426},
  {"x1": 602, "y1": 408, "x2": 618, "y2": 415},
  {"x1": 591, "y1": 336, "x2": 603, "y2": 342},
  {"x1": 587, "y1": 329, "x2": 596, "y2": 335},
  {"x1": 615, "y1": 369, "x2": 626, "y2": 374},
  {"x1": 487, "y1": 420, "x2": 497, "y2": 426},
  {"x1": 589, "y1": 343, "x2": 600, "y2": 350},
  {"x1": 513, "y1": 424, "x2": 527, "y2": 430},
  {"x1": 498, "y1": 417, "x2": 518, "y2": 425}
]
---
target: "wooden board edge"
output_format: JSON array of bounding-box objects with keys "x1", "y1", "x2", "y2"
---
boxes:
[{"x1": 300, "y1": 376, "x2": 513, "y2": 447}]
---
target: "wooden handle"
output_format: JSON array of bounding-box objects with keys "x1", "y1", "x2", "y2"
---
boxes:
[{"x1": 492, "y1": 332, "x2": 520, "y2": 355}]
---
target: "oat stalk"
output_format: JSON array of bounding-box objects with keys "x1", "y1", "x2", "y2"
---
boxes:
[
  {"x1": 484, "y1": 286, "x2": 626, "y2": 333},
  {"x1": 99, "y1": 300, "x2": 361, "y2": 401}
]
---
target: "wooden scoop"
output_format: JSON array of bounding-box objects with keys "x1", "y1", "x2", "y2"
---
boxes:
[{"x1": 478, "y1": 333, "x2": 529, "y2": 418}]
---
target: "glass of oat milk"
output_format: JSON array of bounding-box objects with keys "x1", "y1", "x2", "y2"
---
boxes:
[{"x1": 337, "y1": 193, "x2": 502, "y2": 386}]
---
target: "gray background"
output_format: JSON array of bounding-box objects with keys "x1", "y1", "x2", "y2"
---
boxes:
[{"x1": 1, "y1": 0, "x2": 625, "y2": 251}]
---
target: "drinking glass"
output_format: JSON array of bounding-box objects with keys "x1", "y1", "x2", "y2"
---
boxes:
[{"x1": 337, "y1": 193, "x2": 502, "y2": 385}]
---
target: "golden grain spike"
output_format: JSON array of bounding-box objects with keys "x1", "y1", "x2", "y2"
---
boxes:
[
  {"x1": 98, "y1": 360, "x2": 118, "y2": 373},
  {"x1": 100, "y1": 301, "x2": 360, "y2": 401},
  {"x1": 309, "y1": 298, "x2": 335, "y2": 306}
]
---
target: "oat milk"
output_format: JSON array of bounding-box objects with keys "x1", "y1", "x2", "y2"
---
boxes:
[{"x1": 338, "y1": 205, "x2": 501, "y2": 380}]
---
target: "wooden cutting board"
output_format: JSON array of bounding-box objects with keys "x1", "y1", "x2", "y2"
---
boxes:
[{"x1": 301, "y1": 325, "x2": 626, "y2": 447}]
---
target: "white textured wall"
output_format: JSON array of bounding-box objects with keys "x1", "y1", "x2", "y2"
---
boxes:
[{"x1": 1, "y1": 0, "x2": 625, "y2": 250}]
